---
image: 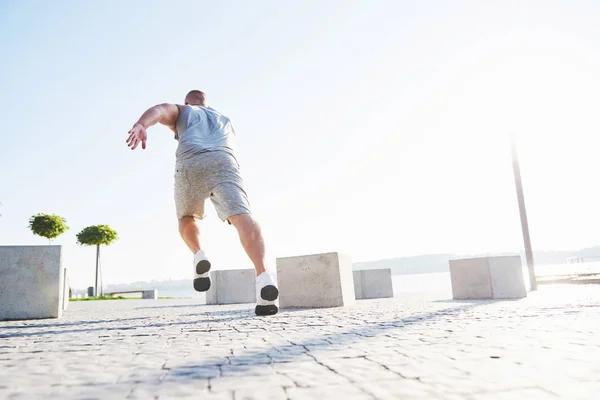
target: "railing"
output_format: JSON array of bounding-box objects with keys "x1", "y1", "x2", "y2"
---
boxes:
[{"x1": 565, "y1": 256, "x2": 600, "y2": 264}]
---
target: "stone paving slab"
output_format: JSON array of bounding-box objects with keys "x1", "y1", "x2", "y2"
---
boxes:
[{"x1": 0, "y1": 286, "x2": 599, "y2": 399}]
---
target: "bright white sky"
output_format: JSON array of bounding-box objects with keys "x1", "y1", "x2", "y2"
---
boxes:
[{"x1": 1, "y1": 1, "x2": 599, "y2": 289}]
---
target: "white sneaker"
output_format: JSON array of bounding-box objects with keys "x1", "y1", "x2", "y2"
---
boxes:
[
  {"x1": 193, "y1": 250, "x2": 211, "y2": 292},
  {"x1": 255, "y1": 271, "x2": 279, "y2": 316}
]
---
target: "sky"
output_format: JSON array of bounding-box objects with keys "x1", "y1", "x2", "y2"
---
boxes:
[{"x1": 1, "y1": 0, "x2": 600, "y2": 290}]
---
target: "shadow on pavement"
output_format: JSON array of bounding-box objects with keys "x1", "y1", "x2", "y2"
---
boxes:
[
  {"x1": 431, "y1": 298, "x2": 524, "y2": 304},
  {"x1": 132, "y1": 303, "x2": 485, "y2": 386},
  {"x1": 0, "y1": 314, "x2": 254, "y2": 339},
  {"x1": 135, "y1": 303, "x2": 206, "y2": 310},
  {"x1": 0, "y1": 316, "x2": 151, "y2": 329}
]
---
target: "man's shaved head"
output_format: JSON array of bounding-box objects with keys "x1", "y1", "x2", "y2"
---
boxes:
[{"x1": 185, "y1": 90, "x2": 207, "y2": 106}]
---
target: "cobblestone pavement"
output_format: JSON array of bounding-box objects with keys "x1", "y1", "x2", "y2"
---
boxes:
[{"x1": 1, "y1": 285, "x2": 599, "y2": 399}]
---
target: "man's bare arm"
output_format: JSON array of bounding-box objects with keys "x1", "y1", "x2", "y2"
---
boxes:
[
  {"x1": 135, "y1": 103, "x2": 180, "y2": 130},
  {"x1": 127, "y1": 103, "x2": 180, "y2": 150}
]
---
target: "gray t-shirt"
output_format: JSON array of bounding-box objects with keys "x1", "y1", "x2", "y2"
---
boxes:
[{"x1": 174, "y1": 105, "x2": 237, "y2": 162}]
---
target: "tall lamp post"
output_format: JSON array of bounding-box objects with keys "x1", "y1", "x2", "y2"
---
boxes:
[{"x1": 510, "y1": 134, "x2": 537, "y2": 290}]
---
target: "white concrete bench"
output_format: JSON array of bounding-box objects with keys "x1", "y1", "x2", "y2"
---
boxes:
[
  {"x1": 353, "y1": 268, "x2": 394, "y2": 299},
  {"x1": 107, "y1": 289, "x2": 158, "y2": 299},
  {"x1": 449, "y1": 256, "x2": 527, "y2": 299},
  {"x1": 205, "y1": 269, "x2": 255, "y2": 305},
  {"x1": 0, "y1": 245, "x2": 68, "y2": 320},
  {"x1": 276, "y1": 252, "x2": 355, "y2": 308}
]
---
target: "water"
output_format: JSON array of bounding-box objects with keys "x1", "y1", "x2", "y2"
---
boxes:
[
  {"x1": 391, "y1": 264, "x2": 600, "y2": 294},
  {"x1": 128, "y1": 264, "x2": 600, "y2": 299},
  {"x1": 155, "y1": 272, "x2": 455, "y2": 299},
  {"x1": 392, "y1": 272, "x2": 452, "y2": 294},
  {"x1": 398, "y1": 267, "x2": 537, "y2": 292}
]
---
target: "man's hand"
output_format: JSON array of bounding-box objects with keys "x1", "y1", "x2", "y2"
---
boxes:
[
  {"x1": 126, "y1": 123, "x2": 147, "y2": 150},
  {"x1": 126, "y1": 103, "x2": 179, "y2": 150}
]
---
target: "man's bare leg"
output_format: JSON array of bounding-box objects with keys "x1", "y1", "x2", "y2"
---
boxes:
[
  {"x1": 179, "y1": 216, "x2": 211, "y2": 292},
  {"x1": 178, "y1": 216, "x2": 201, "y2": 254},
  {"x1": 227, "y1": 213, "x2": 266, "y2": 276},
  {"x1": 228, "y1": 213, "x2": 278, "y2": 315}
]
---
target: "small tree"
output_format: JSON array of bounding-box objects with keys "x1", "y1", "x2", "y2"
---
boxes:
[
  {"x1": 28, "y1": 213, "x2": 70, "y2": 243},
  {"x1": 76, "y1": 225, "x2": 119, "y2": 296}
]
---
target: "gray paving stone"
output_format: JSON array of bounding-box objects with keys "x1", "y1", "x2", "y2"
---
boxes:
[
  {"x1": 0, "y1": 286, "x2": 599, "y2": 399},
  {"x1": 358, "y1": 379, "x2": 445, "y2": 399},
  {"x1": 286, "y1": 383, "x2": 375, "y2": 400},
  {"x1": 467, "y1": 388, "x2": 559, "y2": 399},
  {"x1": 234, "y1": 387, "x2": 287, "y2": 400},
  {"x1": 319, "y1": 358, "x2": 401, "y2": 382},
  {"x1": 220, "y1": 364, "x2": 277, "y2": 377},
  {"x1": 273, "y1": 361, "x2": 352, "y2": 387},
  {"x1": 128, "y1": 381, "x2": 214, "y2": 399},
  {"x1": 209, "y1": 374, "x2": 295, "y2": 392}
]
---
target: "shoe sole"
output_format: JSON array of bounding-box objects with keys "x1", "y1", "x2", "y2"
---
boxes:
[
  {"x1": 260, "y1": 285, "x2": 279, "y2": 302},
  {"x1": 193, "y1": 277, "x2": 211, "y2": 292},
  {"x1": 255, "y1": 304, "x2": 278, "y2": 316},
  {"x1": 194, "y1": 260, "x2": 212, "y2": 292},
  {"x1": 196, "y1": 259, "x2": 211, "y2": 275}
]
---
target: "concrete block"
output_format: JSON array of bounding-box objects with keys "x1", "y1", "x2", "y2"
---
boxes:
[
  {"x1": 449, "y1": 256, "x2": 527, "y2": 299},
  {"x1": 353, "y1": 268, "x2": 394, "y2": 299},
  {"x1": 141, "y1": 289, "x2": 158, "y2": 300},
  {"x1": 488, "y1": 257, "x2": 528, "y2": 298},
  {"x1": 276, "y1": 252, "x2": 355, "y2": 308},
  {"x1": 0, "y1": 245, "x2": 65, "y2": 320},
  {"x1": 205, "y1": 269, "x2": 255, "y2": 305}
]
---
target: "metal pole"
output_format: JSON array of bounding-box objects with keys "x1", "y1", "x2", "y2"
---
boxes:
[
  {"x1": 95, "y1": 244, "x2": 100, "y2": 297},
  {"x1": 99, "y1": 249, "x2": 104, "y2": 297},
  {"x1": 510, "y1": 134, "x2": 537, "y2": 290}
]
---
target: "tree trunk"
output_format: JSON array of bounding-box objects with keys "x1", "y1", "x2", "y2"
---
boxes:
[{"x1": 95, "y1": 244, "x2": 100, "y2": 297}]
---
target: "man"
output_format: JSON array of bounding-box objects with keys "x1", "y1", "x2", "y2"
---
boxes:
[{"x1": 126, "y1": 90, "x2": 279, "y2": 316}]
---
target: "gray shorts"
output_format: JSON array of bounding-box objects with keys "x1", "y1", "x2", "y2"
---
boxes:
[{"x1": 174, "y1": 151, "x2": 251, "y2": 222}]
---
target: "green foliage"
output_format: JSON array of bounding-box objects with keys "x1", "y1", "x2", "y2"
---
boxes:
[
  {"x1": 70, "y1": 295, "x2": 126, "y2": 301},
  {"x1": 28, "y1": 213, "x2": 69, "y2": 241},
  {"x1": 76, "y1": 225, "x2": 118, "y2": 246},
  {"x1": 70, "y1": 296, "x2": 174, "y2": 302}
]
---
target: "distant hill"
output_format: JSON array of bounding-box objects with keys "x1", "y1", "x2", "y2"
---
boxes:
[
  {"x1": 353, "y1": 246, "x2": 600, "y2": 275},
  {"x1": 92, "y1": 246, "x2": 600, "y2": 294},
  {"x1": 354, "y1": 253, "x2": 456, "y2": 275}
]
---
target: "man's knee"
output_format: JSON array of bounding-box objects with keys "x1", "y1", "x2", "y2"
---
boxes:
[
  {"x1": 227, "y1": 213, "x2": 253, "y2": 227},
  {"x1": 228, "y1": 214, "x2": 262, "y2": 236},
  {"x1": 178, "y1": 216, "x2": 196, "y2": 231}
]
